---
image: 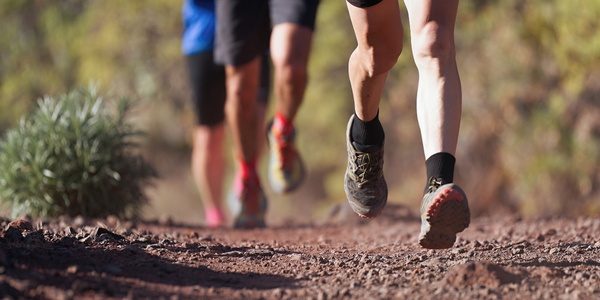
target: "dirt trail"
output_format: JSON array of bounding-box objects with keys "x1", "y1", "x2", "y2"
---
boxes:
[{"x1": 1, "y1": 205, "x2": 599, "y2": 299}]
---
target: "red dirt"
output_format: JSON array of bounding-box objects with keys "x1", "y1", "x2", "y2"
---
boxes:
[{"x1": 1, "y1": 204, "x2": 599, "y2": 299}]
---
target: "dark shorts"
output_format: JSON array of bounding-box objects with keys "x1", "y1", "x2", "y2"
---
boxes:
[
  {"x1": 214, "y1": 0, "x2": 320, "y2": 66},
  {"x1": 186, "y1": 51, "x2": 270, "y2": 126},
  {"x1": 347, "y1": 0, "x2": 383, "y2": 8}
]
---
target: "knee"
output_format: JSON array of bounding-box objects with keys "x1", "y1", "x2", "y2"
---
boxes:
[
  {"x1": 225, "y1": 78, "x2": 257, "y2": 110},
  {"x1": 272, "y1": 57, "x2": 308, "y2": 83},
  {"x1": 359, "y1": 38, "x2": 403, "y2": 77},
  {"x1": 411, "y1": 23, "x2": 455, "y2": 69}
]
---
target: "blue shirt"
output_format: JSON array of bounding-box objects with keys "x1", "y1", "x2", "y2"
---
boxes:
[{"x1": 181, "y1": 0, "x2": 216, "y2": 55}]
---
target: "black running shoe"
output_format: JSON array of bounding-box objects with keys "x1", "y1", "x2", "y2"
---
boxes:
[
  {"x1": 418, "y1": 177, "x2": 470, "y2": 249},
  {"x1": 344, "y1": 115, "x2": 388, "y2": 218}
]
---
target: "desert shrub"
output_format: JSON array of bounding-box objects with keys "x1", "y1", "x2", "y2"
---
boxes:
[{"x1": 0, "y1": 85, "x2": 157, "y2": 219}]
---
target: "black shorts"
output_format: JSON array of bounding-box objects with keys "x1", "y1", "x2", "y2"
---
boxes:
[
  {"x1": 347, "y1": 0, "x2": 383, "y2": 8},
  {"x1": 186, "y1": 51, "x2": 270, "y2": 126},
  {"x1": 214, "y1": 0, "x2": 320, "y2": 66}
]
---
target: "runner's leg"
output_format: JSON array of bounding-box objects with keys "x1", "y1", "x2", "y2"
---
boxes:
[
  {"x1": 347, "y1": 0, "x2": 403, "y2": 122},
  {"x1": 404, "y1": 0, "x2": 461, "y2": 159}
]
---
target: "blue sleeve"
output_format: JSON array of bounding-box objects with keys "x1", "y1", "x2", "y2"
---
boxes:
[{"x1": 181, "y1": 0, "x2": 216, "y2": 55}]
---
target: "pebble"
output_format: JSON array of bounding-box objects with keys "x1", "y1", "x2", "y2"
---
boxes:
[
  {"x1": 549, "y1": 248, "x2": 560, "y2": 254},
  {"x1": 73, "y1": 216, "x2": 85, "y2": 227},
  {"x1": 8, "y1": 219, "x2": 33, "y2": 231},
  {"x1": 272, "y1": 288, "x2": 283, "y2": 298},
  {"x1": 64, "y1": 227, "x2": 77, "y2": 236},
  {"x1": 67, "y1": 265, "x2": 79, "y2": 274},
  {"x1": 512, "y1": 248, "x2": 524, "y2": 255}
]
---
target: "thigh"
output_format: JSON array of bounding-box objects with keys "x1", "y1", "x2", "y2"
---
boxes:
[
  {"x1": 270, "y1": 0, "x2": 320, "y2": 30},
  {"x1": 404, "y1": 0, "x2": 459, "y2": 35},
  {"x1": 347, "y1": 0, "x2": 403, "y2": 52},
  {"x1": 214, "y1": 0, "x2": 271, "y2": 66},
  {"x1": 187, "y1": 51, "x2": 227, "y2": 126}
]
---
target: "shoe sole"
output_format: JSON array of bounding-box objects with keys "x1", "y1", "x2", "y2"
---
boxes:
[
  {"x1": 268, "y1": 160, "x2": 306, "y2": 194},
  {"x1": 418, "y1": 184, "x2": 470, "y2": 249}
]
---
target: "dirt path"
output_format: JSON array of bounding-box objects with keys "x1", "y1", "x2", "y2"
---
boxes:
[{"x1": 1, "y1": 205, "x2": 599, "y2": 299}]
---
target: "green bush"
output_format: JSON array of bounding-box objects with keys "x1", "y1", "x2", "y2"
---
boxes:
[{"x1": 0, "y1": 85, "x2": 157, "y2": 219}]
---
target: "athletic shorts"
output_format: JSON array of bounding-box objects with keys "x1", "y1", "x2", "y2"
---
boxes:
[
  {"x1": 186, "y1": 51, "x2": 270, "y2": 126},
  {"x1": 214, "y1": 0, "x2": 320, "y2": 66},
  {"x1": 347, "y1": 0, "x2": 383, "y2": 8}
]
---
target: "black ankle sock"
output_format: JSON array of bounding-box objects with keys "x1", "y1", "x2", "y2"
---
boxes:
[
  {"x1": 351, "y1": 112, "x2": 385, "y2": 150},
  {"x1": 425, "y1": 152, "x2": 456, "y2": 191}
]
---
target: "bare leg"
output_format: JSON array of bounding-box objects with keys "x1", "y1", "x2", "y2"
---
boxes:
[
  {"x1": 347, "y1": 0, "x2": 403, "y2": 122},
  {"x1": 267, "y1": 23, "x2": 313, "y2": 194},
  {"x1": 270, "y1": 22, "x2": 313, "y2": 121},
  {"x1": 404, "y1": 0, "x2": 461, "y2": 159},
  {"x1": 224, "y1": 57, "x2": 262, "y2": 162},
  {"x1": 191, "y1": 123, "x2": 226, "y2": 227}
]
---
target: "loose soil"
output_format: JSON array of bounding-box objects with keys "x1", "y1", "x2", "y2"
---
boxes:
[{"x1": 1, "y1": 204, "x2": 599, "y2": 299}]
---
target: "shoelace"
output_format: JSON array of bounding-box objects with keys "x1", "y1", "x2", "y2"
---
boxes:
[
  {"x1": 352, "y1": 150, "x2": 383, "y2": 185},
  {"x1": 425, "y1": 177, "x2": 444, "y2": 194}
]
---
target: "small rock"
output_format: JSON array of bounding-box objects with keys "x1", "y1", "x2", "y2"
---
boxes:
[
  {"x1": 134, "y1": 236, "x2": 151, "y2": 243},
  {"x1": 8, "y1": 219, "x2": 33, "y2": 231},
  {"x1": 106, "y1": 215, "x2": 119, "y2": 227},
  {"x1": 512, "y1": 248, "x2": 524, "y2": 255},
  {"x1": 549, "y1": 248, "x2": 561, "y2": 255},
  {"x1": 545, "y1": 229, "x2": 557, "y2": 236},
  {"x1": 451, "y1": 248, "x2": 466, "y2": 255},
  {"x1": 92, "y1": 227, "x2": 124, "y2": 240},
  {"x1": 272, "y1": 288, "x2": 284, "y2": 298},
  {"x1": 97, "y1": 233, "x2": 115, "y2": 242},
  {"x1": 65, "y1": 227, "x2": 77, "y2": 236},
  {"x1": 246, "y1": 249, "x2": 274, "y2": 257},
  {"x1": 67, "y1": 265, "x2": 79, "y2": 274},
  {"x1": 317, "y1": 290, "x2": 326, "y2": 300},
  {"x1": 160, "y1": 238, "x2": 174, "y2": 246},
  {"x1": 73, "y1": 216, "x2": 85, "y2": 227},
  {"x1": 183, "y1": 242, "x2": 198, "y2": 249},
  {"x1": 422, "y1": 258, "x2": 441, "y2": 267},
  {"x1": 359, "y1": 254, "x2": 369, "y2": 264}
]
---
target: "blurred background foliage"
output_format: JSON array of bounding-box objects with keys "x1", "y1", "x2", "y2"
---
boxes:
[{"x1": 1, "y1": 0, "x2": 599, "y2": 223}]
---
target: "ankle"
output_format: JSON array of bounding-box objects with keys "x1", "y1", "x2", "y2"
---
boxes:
[
  {"x1": 424, "y1": 152, "x2": 456, "y2": 193},
  {"x1": 238, "y1": 156, "x2": 258, "y2": 180},
  {"x1": 272, "y1": 111, "x2": 294, "y2": 137},
  {"x1": 351, "y1": 111, "x2": 385, "y2": 147},
  {"x1": 205, "y1": 206, "x2": 224, "y2": 228}
]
